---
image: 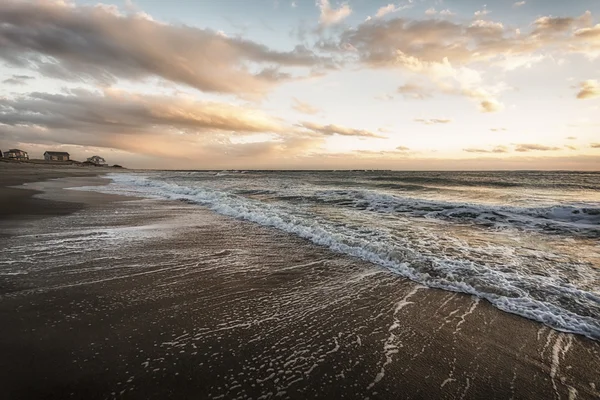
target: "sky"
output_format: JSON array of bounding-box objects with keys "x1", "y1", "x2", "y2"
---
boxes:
[{"x1": 0, "y1": 0, "x2": 600, "y2": 170}]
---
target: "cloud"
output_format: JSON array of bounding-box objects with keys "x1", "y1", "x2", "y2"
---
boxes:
[
  {"x1": 2, "y1": 74, "x2": 35, "y2": 85},
  {"x1": 296, "y1": 121, "x2": 387, "y2": 138},
  {"x1": 564, "y1": 145, "x2": 577, "y2": 150},
  {"x1": 591, "y1": 143, "x2": 600, "y2": 148},
  {"x1": 574, "y1": 24, "x2": 600, "y2": 40},
  {"x1": 576, "y1": 80, "x2": 600, "y2": 99},
  {"x1": 533, "y1": 16, "x2": 576, "y2": 34},
  {"x1": 318, "y1": 0, "x2": 352, "y2": 26},
  {"x1": 513, "y1": 1, "x2": 526, "y2": 8},
  {"x1": 414, "y1": 118, "x2": 452, "y2": 125},
  {"x1": 334, "y1": 10, "x2": 600, "y2": 103},
  {"x1": 514, "y1": 144, "x2": 561, "y2": 152},
  {"x1": 291, "y1": 98, "x2": 321, "y2": 114},
  {"x1": 0, "y1": 1, "x2": 331, "y2": 97},
  {"x1": 0, "y1": 89, "x2": 289, "y2": 151},
  {"x1": 394, "y1": 52, "x2": 506, "y2": 111},
  {"x1": 463, "y1": 146, "x2": 509, "y2": 153},
  {"x1": 474, "y1": 8, "x2": 490, "y2": 17},
  {"x1": 396, "y1": 146, "x2": 410, "y2": 151},
  {"x1": 423, "y1": 7, "x2": 455, "y2": 17},
  {"x1": 480, "y1": 100, "x2": 504, "y2": 113},
  {"x1": 397, "y1": 83, "x2": 433, "y2": 99},
  {"x1": 339, "y1": 11, "x2": 598, "y2": 68},
  {"x1": 337, "y1": 19, "x2": 523, "y2": 110},
  {"x1": 470, "y1": 19, "x2": 504, "y2": 31},
  {"x1": 0, "y1": 89, "x2": 338, "y2": 167},
  {"x1": 566, "y1": 136, "x2": 577, "y2": 140},
  {"x1": 491, "y1": 128, "x2": 507, "y2": 132},
  {"x1": 375, "y1": 93, "x2": 395, "y2": 101},
  {"x1": 376, "y1": 4, "x2": 395, "y2": 18},
  {"x1": 439, "y1": 9, "x2": 456, "y2": 17}
]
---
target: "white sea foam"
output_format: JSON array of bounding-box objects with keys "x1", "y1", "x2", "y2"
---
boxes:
[
  {"x1": 77, "y1": 173, "x2": 600, "y2": 340},
  {"x1": 314, "y1": 189, "x2": 600, "y2": 236}
]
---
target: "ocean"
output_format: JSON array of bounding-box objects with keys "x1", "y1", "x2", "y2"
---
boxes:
[{"x1": 77, "y1": 170, "x2": 600, "y2": 340}]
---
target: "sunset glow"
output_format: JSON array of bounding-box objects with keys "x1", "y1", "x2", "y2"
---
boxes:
[{"x1": 1, "y1": 0, "x2": 599, "y2": 169}]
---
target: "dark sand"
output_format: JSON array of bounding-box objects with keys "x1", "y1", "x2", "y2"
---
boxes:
[
  {"x1": 0, "y1": 162, "x2": 122, "y2": 220},
  {"x1": 0, "y1": 164, "x2": 599, "y2": 400}
]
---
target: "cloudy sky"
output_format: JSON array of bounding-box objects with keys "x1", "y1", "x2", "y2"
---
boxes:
[{"x1": 1, "y1": 0, "x2": 599, "y2": 169}]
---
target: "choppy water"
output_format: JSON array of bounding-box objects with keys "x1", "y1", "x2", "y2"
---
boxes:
[{"x1": 77, "y1": 170, "x2": 600, "y2": 340}]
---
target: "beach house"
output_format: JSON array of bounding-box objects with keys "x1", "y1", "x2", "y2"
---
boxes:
[
  {"x1": 44, "y1": 151, "x2": 70, "y2": 161},
  {"x1": 86, "y1": 155, "x2": 107, "y2": 166},
  {"x1": 4, "y1": 149, "x2": 29, "y2": 160}
]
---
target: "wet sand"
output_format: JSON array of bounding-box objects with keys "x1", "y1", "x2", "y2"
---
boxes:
[
  {"x1": 0, "y1": 164, "x2": 599, "y2": 399},
  {"x1": 0, "y1": 162, "x2": 122, "y2": 220}
]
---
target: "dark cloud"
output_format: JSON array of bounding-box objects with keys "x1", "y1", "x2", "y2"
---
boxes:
[
  {"x1": 0, "y1": 88, "x2": 391, "y2": 161},
  {"x1": 0, "y1": 1, "x2": 333, "y2": 96},
  {"x1": 514, "y1": 144, "x2": 561, "y2": 152},
  {"x1": 0, "y1": 89, "x2": 285, "y2": 134},
  {"x1": 2, "y1": 74, "x2": 35, "y2": 85},
  {"x1": 0, "y1": 89, "x2": 291, "y2": 158},
  {"x1": 591, "y1": 143, "x2": 600, "y2": 148},
  {"x1": 532, "y1": 16, "x2": 576, "y2": 34}
]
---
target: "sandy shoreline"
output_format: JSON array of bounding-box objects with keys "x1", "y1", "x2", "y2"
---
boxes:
[{"x1": 0, "y1": 164, "x2": 599, "y2": 399}]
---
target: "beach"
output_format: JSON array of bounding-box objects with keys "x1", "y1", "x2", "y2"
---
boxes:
[{"x1": 1, "y1": 164, "x2": 599, "y2": 400}]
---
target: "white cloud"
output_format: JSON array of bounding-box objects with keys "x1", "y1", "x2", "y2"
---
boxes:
[
  {"x1": 394, "y1": 51, "x2": 506, "y2": 112},
  {"x1": 318, "y1": 0, "x2": 352, "y2": 26},
  {"x1": 376, "y1": 4, "x2": 396, "y2": 18},
  {"x1": 513, "y1": 1, "x2": 526, "y2": 8},
  {"x1": 470, "y1": 20, "x2": 504, "y2": 30},
  {"x1": 474, "y1": 8, "x2": 490, "y2": 17},
  {"x1": 576, "y1": 80, "x2": 600, "y2": 99},
  {"x1": 439, "y1": 9, "x2": 456, "y2": 17},
  {"x1": 414, "y1": 118, "x2": 452, "y2": 125},
  {"x1": 480, "y1": 100, "x2": 504, "y2": 113}
]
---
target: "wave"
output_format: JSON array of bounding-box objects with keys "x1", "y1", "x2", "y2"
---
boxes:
[
  {"x1": 313, "y1": 189, "x2": 600, "y2": 238},
  {"x1": 82, "y1": 174, "x2": 600, "y2": 340},
  {"x1": 368, "y1": 172, "x2": 600, "y2": 190}
]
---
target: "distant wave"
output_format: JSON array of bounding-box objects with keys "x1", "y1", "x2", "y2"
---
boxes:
[
  {"x1": 368, "y1": 173, "x2": 600, "y2": 190},
  {"x1": 313, "y1": 189, "x2": 600, "y2": 238}
]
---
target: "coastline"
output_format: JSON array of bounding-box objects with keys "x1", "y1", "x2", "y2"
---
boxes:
[
  {"x1": 0, "y1": 163, "x2": 131, "y2": 222},
  {"x1": 0, "y1": 165, "x2": 599, "y2": 399}
]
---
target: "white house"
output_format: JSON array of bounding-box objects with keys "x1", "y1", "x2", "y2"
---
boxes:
[{"x1": 87, "y1": 155, "x2": 106, "y2": 165}]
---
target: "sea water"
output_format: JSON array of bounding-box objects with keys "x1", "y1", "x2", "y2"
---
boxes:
[{"x1": 76, "y1": 170, "x2": 600, "y2": 340}]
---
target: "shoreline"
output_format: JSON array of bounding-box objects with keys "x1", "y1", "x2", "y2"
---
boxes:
[
  {"x1": 0, "y1": 163, "x2": 131, "y2": 222},
  {"x1": 1, "y1": 164, "x2": 599, "y2": 399}
]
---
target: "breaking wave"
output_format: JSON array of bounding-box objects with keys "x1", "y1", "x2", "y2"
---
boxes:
[{"x1": 313, "y1": 189, "x2": 600, "y2": 238}]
